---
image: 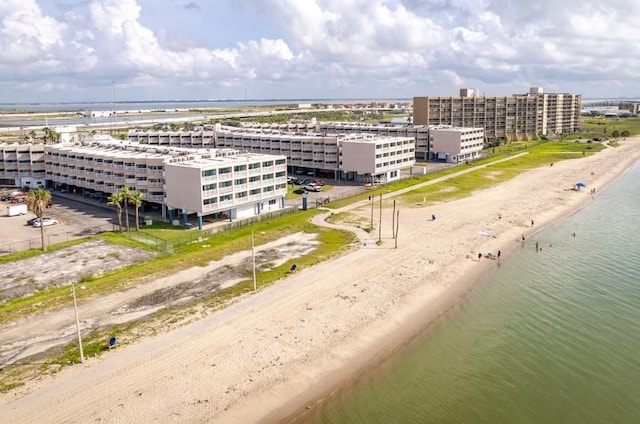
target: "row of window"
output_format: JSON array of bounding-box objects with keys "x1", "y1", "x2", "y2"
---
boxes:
[{"x1": 202, "y1": 184, "x2": 285, "y2": 205}]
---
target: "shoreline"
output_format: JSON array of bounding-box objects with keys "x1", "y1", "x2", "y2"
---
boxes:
[
  {"x1": 1, "y1": 139, "x2": 639, "y2": 424},
  {"x1": 226, "y1": 140, "x2": 640, "y2": 424}
]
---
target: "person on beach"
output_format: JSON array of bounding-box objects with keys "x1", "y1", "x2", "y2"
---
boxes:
[
  {"x1": 522, "y1": 234, "x2": 525, "y2": 241},
  {"x1": 478, "y1": 253, "x2": 482, "y2": 261},
  {"x1": 531, "y1": 219, "x2": 535, "y2": 227},
  {"x1": 432, "y1": 214, "x2": 436, "y2": 221},
  {"x1": 535, "y1": 241, "x2": 539, "y2": 252},
  {"x1": 497, "y1": 250, "x2": 501, "y2": 259}
]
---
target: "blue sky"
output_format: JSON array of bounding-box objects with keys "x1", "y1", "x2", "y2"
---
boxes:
[{"x1": 1, "y1": 0, "x2": 639, "y2": 103}]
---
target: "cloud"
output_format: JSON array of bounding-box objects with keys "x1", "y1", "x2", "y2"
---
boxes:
[{"x1": 0, "y1": 0, "x2": 639, "y2": 102}]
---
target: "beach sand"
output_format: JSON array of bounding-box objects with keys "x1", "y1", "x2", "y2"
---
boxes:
[{"x1": 1, "y1": 139, "x2": 639, "y2": 424}]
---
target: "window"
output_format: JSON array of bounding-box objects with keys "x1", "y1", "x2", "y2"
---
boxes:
[
  {"x1": 202, "y1": 169, "x2": 216, "y2": 177},
  {"x1": 219, "y1": 167, "x2": 231, "y2": 174},
  {"x1": 234, "y1": 165, "x2": 246, "y2": 172},
  {"x1": 203, "y1": 183, "x2": 217, "y2": 191},
  {"x1": 203, "y1": 197, "x2": 217, "y2": 205}
]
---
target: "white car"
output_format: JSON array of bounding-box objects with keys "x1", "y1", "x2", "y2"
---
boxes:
[{"x1": 32, "y1": 218, "x2": 58, "y2": 227}]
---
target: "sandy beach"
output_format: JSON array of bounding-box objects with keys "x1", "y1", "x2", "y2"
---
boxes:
[{"x1": 1, "y1": 138, "x2": 639, "y2": 424}]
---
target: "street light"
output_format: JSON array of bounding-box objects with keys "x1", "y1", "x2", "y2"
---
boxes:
[{"x1": 71, "y1": 282, "x2": 85, "y2": 364}]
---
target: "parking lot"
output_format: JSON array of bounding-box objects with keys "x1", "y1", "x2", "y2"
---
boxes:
[{"x1": 0, "y1": 194, "x2": 118, "y2": 255}]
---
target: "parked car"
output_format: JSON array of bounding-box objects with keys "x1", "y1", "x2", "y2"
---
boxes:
[
  {"x1": 293, "y1": 188, "x2": 307, "y2": 195},
  {"x1": 32, "y1": 218, "x2": 58, "y2": 227},
  {"x1": 313, "y1": 180, "x2": 325, "y2": 186},
  {"x1": 27, "y1": 216, "x2": 44, "y2": 225},
  {"x1": 304, "y1": 185, "x2": 322, "y2": 192}
]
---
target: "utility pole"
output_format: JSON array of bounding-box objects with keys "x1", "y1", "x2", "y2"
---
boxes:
[
  {"x1": 251, "y1": 228, "x2": 257, "y2": 291},
  {"x1": 71, "y1": 283, "x2": 84, "y2": 364}
]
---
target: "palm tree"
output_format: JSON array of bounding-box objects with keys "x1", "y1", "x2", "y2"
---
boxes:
[
  {"x1": 27, "y1": 188, "x2": 52, "y2": 252},
  {"x1": 107, "y1": 191, "x2": 124, "y2": 232},
  {"x1": 120, "y1": 187, "x2": 131, "y2": 232},
  {"x1": 129, "y1": 190, "x2": 144, "y2": 231}
]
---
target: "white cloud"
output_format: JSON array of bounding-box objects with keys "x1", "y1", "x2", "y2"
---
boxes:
[{"x1": 0, "y1": 0, "x2": 639, "y2": 102}]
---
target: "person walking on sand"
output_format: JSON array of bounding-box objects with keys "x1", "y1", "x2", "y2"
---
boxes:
[
  {"x1": 478, "y1": 252, "x2": 482, "y2": 261},
  {"x1": 497, "y1": 250, "x2": 501, "y2": 259},
  {"x1": 536, "y1": 241, "x2": 539, "y2": 252},
  {"x1": 531, "y1": 219, "x2": 535, "y2": 227}
]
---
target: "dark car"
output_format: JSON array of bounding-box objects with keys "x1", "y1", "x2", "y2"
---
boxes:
[{"x1": 293, "y1": 188, "x2": 307, "y2": 194}]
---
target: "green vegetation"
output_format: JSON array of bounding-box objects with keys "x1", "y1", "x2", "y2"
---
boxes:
[{"x1": 578, "y1": 116, "x2": 640, "y2": 139}]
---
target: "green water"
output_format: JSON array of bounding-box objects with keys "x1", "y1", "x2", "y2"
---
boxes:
[{"x1": 295, "y1": 162, "x2": 640, "y2": 423}]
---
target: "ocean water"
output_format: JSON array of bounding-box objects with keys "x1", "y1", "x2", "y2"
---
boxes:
[{"x1": 294, "y1": 160, "x2": 640, "y2": 424}]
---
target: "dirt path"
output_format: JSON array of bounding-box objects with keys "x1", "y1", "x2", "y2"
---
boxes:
[{"x1": 0, "y1": 233, "x2": 319, "y2": 366}]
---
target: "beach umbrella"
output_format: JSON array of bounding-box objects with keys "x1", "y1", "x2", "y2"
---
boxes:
[{"x1": 575, "y1": 182, "x2": 586, "y2": 188}]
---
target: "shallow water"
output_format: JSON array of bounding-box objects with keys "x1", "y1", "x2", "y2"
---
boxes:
[{"x1": 295, "y1": 161, "x2": 640, "y2": 424}]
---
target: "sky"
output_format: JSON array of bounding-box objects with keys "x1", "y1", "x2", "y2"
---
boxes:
[{"x1": 1, "y1": 0, "x2": 639, "y2": 103}]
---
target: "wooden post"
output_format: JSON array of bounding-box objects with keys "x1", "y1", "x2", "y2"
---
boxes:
[
  {"x1": 395, "y1": 210, "x2": 399, "y2": 249},
  {"x1": 370, "y1": 195, "x2": 374, "y2": 231},
  {"x1": 378, "y1": 193, "x2": 382, "y2": 243},
  {"x1": 392, "y1": 199, "x2": 396, "y2": 239}
]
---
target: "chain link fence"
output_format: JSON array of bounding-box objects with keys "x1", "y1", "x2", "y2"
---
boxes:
[{"x1": 0, "y1": 224, "x2": 115, "y2": 256}]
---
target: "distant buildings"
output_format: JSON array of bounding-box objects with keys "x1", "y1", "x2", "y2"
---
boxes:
[{"x1": 413, "y1": 87, "x2": 581, "y2": 142}]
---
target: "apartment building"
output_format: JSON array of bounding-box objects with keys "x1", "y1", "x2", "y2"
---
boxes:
[
  {"x1": 45, "y1": 141, "x2": 169, "y2": 204},
  {"x1": 214, "y1": 128, "x2": 415, "y2": 182},
  {"x1": 340, "y1": 135, "x2": 416, "y2": 183},
  {"x1": 41, "y1": 140, "x2": 287, "y2": 228},
  {"x1": 0, "y1": 144, "x2": 46, "y2": 188},
  {"x1": 130, "y1": 127, "x2": 416, "y2": 182},
  {"x1": 128, "y1": 130, "x2": 216, "y2": 147},
  {"x1": 413, "y1": 87, "x2": 581, "y2": 142},
  {"x1": 165, "y1": 152, "x2": 287, "y2": 226},
  {"x1": 429, "y1": 126, "x2": 485, "y2": 163}
]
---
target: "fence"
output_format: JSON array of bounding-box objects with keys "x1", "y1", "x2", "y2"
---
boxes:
[{"x1": 0, "y1": 224, "x2": 114, "y2": 256}]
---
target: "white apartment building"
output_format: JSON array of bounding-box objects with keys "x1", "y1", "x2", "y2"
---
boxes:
[
  {"x1": 45, "y1": 141, "x2": 169, "y2": 204},
  {"x1": 429, "y1": 126, "x2": 485, "y2": 163},
  {"x1": 234, "y1": 121, "x2": 433, "y2": 160},
  {"x1": 0, "y1": 143, "x2": 46, "y2": 188},
  {"x1": 164, "y1": 152, "x2": 287, "y2": 225},
  {"x1": 413, "y1": 87, "x2": 581, "y2": 142},
  {"x1": 41, "y1": 140, "x2": 287, "y2": 229},
  {"x1": 128, "y1": 130, "x2": 216, "y2": 147},
  {"x1": 129, "y1": 127, "x2": 416, "y2": 182},
  {"x1": 340, "y1": 135, "x2": 416, "y2": 183},
  {"x1": 214, "y1": 127, "x2": 415, "y2": 182}
]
